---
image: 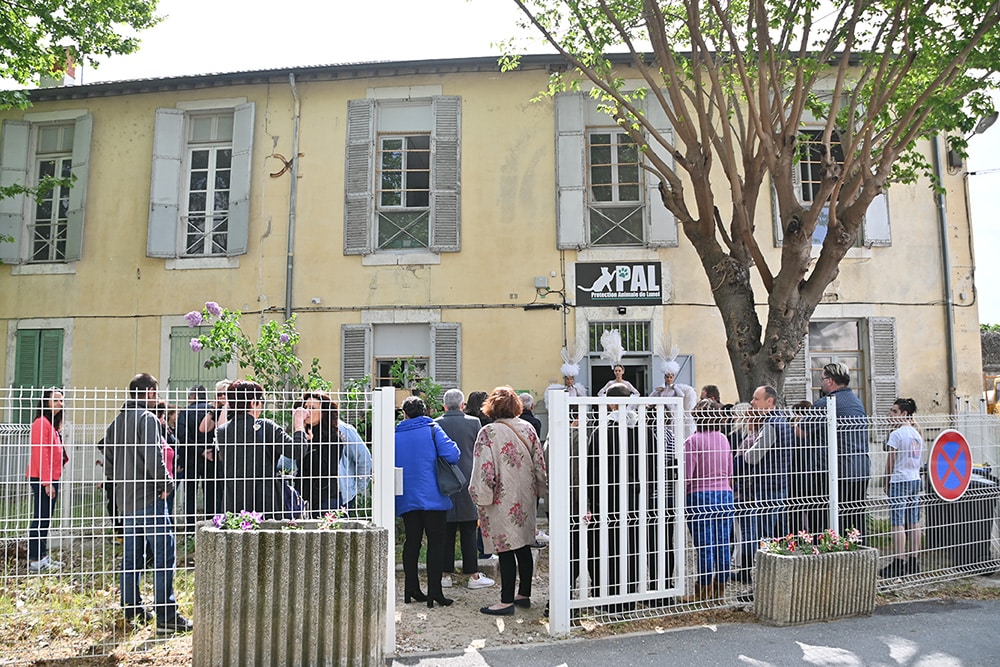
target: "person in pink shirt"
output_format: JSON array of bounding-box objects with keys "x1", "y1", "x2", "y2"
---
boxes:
[
  {"x1": 26, "y1": 388, "x2": 67, "y2": 572},
  {"x1": 683, "y1": 399, "x2": 734, "y2": 602}
]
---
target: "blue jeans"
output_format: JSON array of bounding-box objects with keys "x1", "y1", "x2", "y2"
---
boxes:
[
  {"x1": 28, "y1": 480, "x2": 58, "y2": 561},
  {"x1": 121, "y1": 499, "x2": 178, "y2": 621},
  {"x1": 687, "y1": 490, "x2": 735, "y2": 585}
]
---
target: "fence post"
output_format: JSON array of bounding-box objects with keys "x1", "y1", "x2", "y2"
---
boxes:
[
  {"x1": 547, "y1": 389, "x2": 571, "y2": 636},
  {"x1": 826, "y1": 396, "x2": 839, "y2": 533},
  {"x1": 371, "y1": 386, "x2": 396, "y2": 654}
]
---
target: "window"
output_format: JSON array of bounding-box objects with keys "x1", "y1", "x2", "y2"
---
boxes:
[
  {"x1": 341, "y1": 322, "x2": 461, "y2": 391},
  {"x1": 0, "y1": 114, "x2": 92, "y2": 265},
  {"x1": 782, "y1": 317, "x2": 897, "y2": 417},
  {"x1": 147, "y1": 102, "x2": 254, "y2": 260},
  {"x1": 167, "y1": 325, "x2": 227, "y2": 396},
  {"x1": 13, "y1": 329, "x2": 63, "y2": 423},
  {"x1": 555, "y1": 92, "x2": 677, "y2": 249},
  {"x1": 377, "y1": 134, "x2": 430, "y2": 249},
  {"x1": 184, "y1": 114, "x2": 233, "y2": 256},
  {"x1": 588, "y1": 130, "x2": 643, "y2": 246},
  {"x1": 344, "y1": 96, "x2": 461, "y2": 256},
  {"x1": 375, "y1": 357, "x2": 429, "y2": 388},
  {"x1": 772, "y1": 127, "x2": 891, "y2": 248}
]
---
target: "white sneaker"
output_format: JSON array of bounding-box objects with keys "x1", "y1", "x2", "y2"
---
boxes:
[
  {"x1": 28, "y1": 556, "x2": 62, "y2": 572},
  {"x1": 441, "y1": 575, "x2": 453, "y2": 588},
  {"x1": 468, "y1": 574, "x2": 495, "y2": 589},
  {"x1": 536, "y1": 530, "x2": 550, "y2": 544},
  {"x1": 480, "y1": 554, "x2": 498, "y2": 562}
]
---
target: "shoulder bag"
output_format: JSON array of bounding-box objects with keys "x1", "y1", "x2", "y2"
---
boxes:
[{"x1": 430, "y1": 425, "x2": 466, "y2": 496}]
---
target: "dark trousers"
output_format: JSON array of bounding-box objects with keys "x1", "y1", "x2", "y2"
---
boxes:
[
  {"x1": 28, "y1": 480, "x2": 58, "y2": 561},
  {"x1": 401, "y1": 509, "x2": 447, "y2": 597},
  {"x1": 498, "y1": 545, "x2": 533, "y2": 603},
  {"x1": 838, "y1": 477, "x2": 869, "y2": 543},
  {"x1": 444, "y1": 519, "x2": 479, "y2": 575}
]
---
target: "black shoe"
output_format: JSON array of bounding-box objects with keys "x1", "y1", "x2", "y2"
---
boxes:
[
  {"x1": 736, "y1": 591, "x2": 754, "y2": 604},
  {"x1": 427, "y1": 594, "x2": 453, "y2": 608},
  {"x1": 513, "y1": 597, "x2": 531, "y2": 608},
  {"x1": 156, "y1": 614, "x2": 193, "y2": 635},
  {"x1": 480, "y1": 604, "x2": 514, "y2": 616},
  {"x1": 404, "y1": 590, "x2": 427, "y2": 603},
  {"x1": 600, "y1": 602, "x2": 635, "y2": 614}
]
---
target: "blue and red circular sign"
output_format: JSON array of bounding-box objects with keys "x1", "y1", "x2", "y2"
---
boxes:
[{"x1": 928, "y1": 429, "x2": 972, "y2": 502}]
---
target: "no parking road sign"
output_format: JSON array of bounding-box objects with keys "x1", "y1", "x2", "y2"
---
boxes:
[{"x1": 928, "y1": 429, "x2": 973, "y2": 502}]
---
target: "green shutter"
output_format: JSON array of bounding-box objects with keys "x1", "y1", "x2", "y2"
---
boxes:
[
  {"x1": 37, "y1": 330, "x2": 63, "y2": 386},
  {"x1": 14, "y1": 329, "x2": 40, "y2": 387},
  {"x1": 13, "y1": 329, "x2": 62, "y2": 423},
  {"x1": 168, "y1": 326, "x2": 225, "y2": 395},
  {"x1": 64, "y1": 113, "x2": 92, "y2": 262}
]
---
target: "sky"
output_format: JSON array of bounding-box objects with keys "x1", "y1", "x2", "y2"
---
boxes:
[{"x1": 74, "y1": 0, "x2": 1000, "y2": 323}]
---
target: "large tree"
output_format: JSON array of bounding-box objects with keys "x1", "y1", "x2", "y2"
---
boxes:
[{"x1": 506, "y1": 0, "x2": 1000, "y2": 400}]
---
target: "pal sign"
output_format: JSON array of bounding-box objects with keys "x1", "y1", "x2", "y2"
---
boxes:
[{"x1": 575, "y1": 262, "x2": 663, "y2": 306}]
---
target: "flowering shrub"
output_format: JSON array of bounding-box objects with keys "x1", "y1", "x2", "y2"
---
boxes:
[
  {"x1": 318, "y1": 509, "x2": 349, "y2": 531},
  {"x1": 760, "y1": 528, "x2": 862, "y2": 556},
  {"x1": 185, "y1": 301, "x2": 329, "y2": 394},
  {"x1": 213, "y1": 510, "x2": 263, "y2": 531}
]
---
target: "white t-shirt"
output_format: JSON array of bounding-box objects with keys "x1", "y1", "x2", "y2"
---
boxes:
[{"x1": 886, "y1": 424, "x2": 923, "y2": 483}]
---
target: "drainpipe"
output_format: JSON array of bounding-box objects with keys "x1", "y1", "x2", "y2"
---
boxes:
[
  {"x1": 285, "y1": 73, "x2": 301, "y2": 322},
  {"x1": 932, "y1": 134, "x2": 959, "y2": 409}
]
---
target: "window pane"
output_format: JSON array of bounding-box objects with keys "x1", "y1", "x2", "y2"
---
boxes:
[
  {"x1": 190, "y1": 117, "x2": 214, "y2": 142},
  {"x1": 809, "y1": 320, "x2": 859, "y2": 350},
  {"x1": 215, "y1": 170, "x2": 231, "y2": 190},
  {"x1": 188, "y1": 192, "x2": 207, "y2": 213},
  {"x1": 216, "y1": 149, "x2": 232, "y2": 170},
  {"x1": 191, "y1": 150, "x2": 209, "y2": 170},
  {"x1": 216, "y1": 115, "x2": 234, "y2": 142}
]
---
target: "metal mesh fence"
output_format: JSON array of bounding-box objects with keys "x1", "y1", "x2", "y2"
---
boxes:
[
  {"x1": 547, "y1": 394, "x2": 1000, "y2": 630},
  {"x1": 0, "y1": 386, "x2": 377, "y2": 662}
]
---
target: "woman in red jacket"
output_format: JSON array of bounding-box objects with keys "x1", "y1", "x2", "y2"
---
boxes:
[{"x1": 26, "y1": 388, "x2": 66, "y2": 572}]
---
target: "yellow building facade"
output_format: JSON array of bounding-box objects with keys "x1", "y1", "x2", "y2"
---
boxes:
[{"x1": 0, "y1": 56, "x2": 983, "y2": 415}]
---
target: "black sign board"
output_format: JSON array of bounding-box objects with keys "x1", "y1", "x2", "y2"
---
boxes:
[{"x1": 575, "y1": 262, "x2": 663, "y2": 306}]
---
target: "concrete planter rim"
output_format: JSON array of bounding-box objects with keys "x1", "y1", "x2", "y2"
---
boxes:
[{"x1": 200, "y1": 519, "x2": 377, "y2": 533}]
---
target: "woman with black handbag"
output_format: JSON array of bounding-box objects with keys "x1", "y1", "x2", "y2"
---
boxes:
[{"x1": 395, "y1": 396, "x2": 460, "y2": 608}]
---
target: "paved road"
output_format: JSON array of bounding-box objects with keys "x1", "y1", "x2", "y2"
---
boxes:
[{"x1": 389, "y1": 598, "x2": 998, "y2": 666}]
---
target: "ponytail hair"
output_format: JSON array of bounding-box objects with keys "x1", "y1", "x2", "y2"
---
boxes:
[{"x1": 893, "y1": 397, "x2": 917, "y2": 416}]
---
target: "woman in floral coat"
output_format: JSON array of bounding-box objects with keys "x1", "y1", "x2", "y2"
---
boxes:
[{"x1": 469, "y1": 386, "x2": 548, "y2": 615}]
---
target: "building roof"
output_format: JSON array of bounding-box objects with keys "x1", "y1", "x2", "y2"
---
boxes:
[{"x1": 27, "y1": 54, "x2": 578, "y2": 102}]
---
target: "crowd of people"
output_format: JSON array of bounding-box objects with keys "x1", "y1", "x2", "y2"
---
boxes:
[{"x1": 22, "y1": 356, "x2": 923, "y2": 629}]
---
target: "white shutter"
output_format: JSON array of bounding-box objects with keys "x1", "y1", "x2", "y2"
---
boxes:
[
  {"x1": 0, "y1": 120, "x2": 30, "y2": 264},
  {"x1": 341, "y1": 324, "x2": 372, "y2": 389},
  {"x1": 227, "y1": 102, "x2": 254, "y2": 256},
  {"x1": 555, "y1": 93, "x2": 586, "y2": 249},
  {"x1": 430, "y1": 96, "x2": 461, "y2": 252},
  {"x1": 64, "y1": 113, "x2": 92, "y2": 262},
  {"x1": 645, "y1": 95, "x2": 677, "y2": 247},
  {"x1": 868, "y1": 317, "x2": 898, "y2": 418},
  {"x1": 430, "y1": 322, "x2": 461, "y2": 390},
  {"x1": 782, "y1": 333, "x2": 810, "y2": 405},
  {"x1": 344, "y1": 99, "x2": 374, "y2": 255},
  {"x1": 147, "y1": 108, "x2": 185, "y2": 258},
  {"x1": 771, "y1": 180, "x2": 784, "y2": 248},
  {"x1": 863, "y1": 193, "x2": 891, "y2": 247}
]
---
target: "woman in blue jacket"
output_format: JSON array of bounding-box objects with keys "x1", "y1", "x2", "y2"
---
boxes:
[{"x1": 395, "y1": 396, "x2": 460, "y2": 608}]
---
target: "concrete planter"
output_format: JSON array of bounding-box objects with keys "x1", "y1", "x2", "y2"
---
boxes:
[
  {"x1": 194, "y1": 520, "x2": 388, "y2": 666},
  {"x1": 753, "y1": 546, "x2": 877, "y2": 626}
]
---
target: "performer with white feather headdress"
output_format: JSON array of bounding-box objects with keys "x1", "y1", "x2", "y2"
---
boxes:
[
  {"x1": 557, "y1": 345, "x2": 588, "y2": 397},
  {"x1": 596, "y1": 329, "x2": 640, "y2": 397}
]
